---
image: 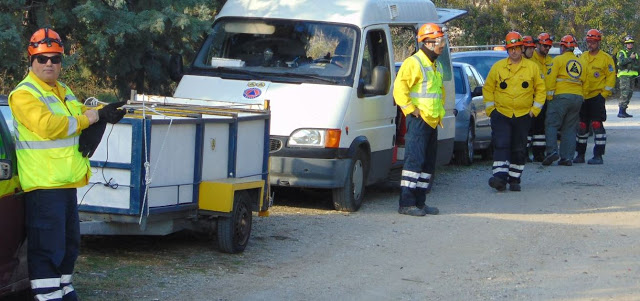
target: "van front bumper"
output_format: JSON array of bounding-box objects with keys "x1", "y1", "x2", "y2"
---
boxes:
[{"x1": 269, "y1": 156, "x2": 350, "y2": 189}]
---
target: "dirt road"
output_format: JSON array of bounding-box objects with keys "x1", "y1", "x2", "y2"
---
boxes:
[{"x1": 73, "y1": 98, "x2": 640, "y2": 301}]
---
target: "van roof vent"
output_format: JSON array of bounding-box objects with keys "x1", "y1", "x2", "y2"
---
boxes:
[{"x1": 388, "y1": 4, "x2": 399, "y2": 20}]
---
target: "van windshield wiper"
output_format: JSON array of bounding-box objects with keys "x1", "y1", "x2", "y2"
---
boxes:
[
  {"x1": 215, "y1": 67, "x2": 266, "y2": 79},
  {"x1": 279, "y1": 72, "x2": 339, "y2": 84}
]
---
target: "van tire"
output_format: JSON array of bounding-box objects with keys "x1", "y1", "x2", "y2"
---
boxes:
[
  {"x1": 332, "y1": 149, "x2": 366, "y2": 212},
  {"x1": 217, "y1": 191, "x2": 252, "y2": 253}
]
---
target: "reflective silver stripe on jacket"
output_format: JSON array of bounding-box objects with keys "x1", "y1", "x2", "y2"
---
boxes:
[
  {"x1": 604, "y1": 86, "x2": 613, "y2": 91},
  {"x1": 485, "y1": 101, "x2": 495, "y2": 107},
  {"x1": 67, "y1": 116, "x2": 78, "y2": 135},
  {"x1": 409, "y1": 56, "x2": 440, "y2": 99},
  {"x1": 556, "y1": 78, "x2": 581, "y2": 83},
  {"x1": 15, "y1": 136, "x2": 78, "y2": 150},
  {"x1": 16, "y1": 82, "x2": 59, "y2": 112},
  {"x1": 533, "y1": 102, "x2": 544, "y2": 109}
]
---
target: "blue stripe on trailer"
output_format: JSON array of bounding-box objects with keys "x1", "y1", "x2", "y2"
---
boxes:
[
  {"x1": 227, "y1": 118, "x2": 238, "y2": 178},
  {"x1": 193, "y1": 120, "x2": 204, "y2": 205}
]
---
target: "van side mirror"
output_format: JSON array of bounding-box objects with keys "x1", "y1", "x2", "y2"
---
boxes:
[
  {"x1": 169, "y1": 53, "x2": 184, "y2": 82},
  {"x1": 472, "y1": 86, "x2": 483, "y2": 97},
  {"x1": 360, "y1": 66, "x2": 390, "y2": 97},
  {"x1": 0, "y1": 159, "x2": 13, "y2": 180}
]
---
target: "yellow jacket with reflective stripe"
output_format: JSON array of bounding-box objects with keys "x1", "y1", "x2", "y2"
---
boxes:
[
  {"x1": 582, "y1": 50, "x2": 616, "y2": 99},
  {"x1": 531, "y1": 50, "x2": 553, "y2": 79},
  {"x1": 617, "y1": 49, "x2": 639, "y2": 77},
  {"x1": 8, "y1": 72, "x2": 91, "y2": 192},
  {"x1": 545, "y1": 51, "x2": 587, "y2": 98},
  {"x1": 393, "y1": 50, "x2": 446, "y2": 129},
  {"x1": 483, "y1": 57, "x2": 546, "y2": 118}
]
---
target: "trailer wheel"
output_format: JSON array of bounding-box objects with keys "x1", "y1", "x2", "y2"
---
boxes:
[
  {"x1": 332, "y1": 149, "x2": 366, "y2": 212},
  {"x1": 217, "y1": 191, "x2": 252, "y2": 253}
]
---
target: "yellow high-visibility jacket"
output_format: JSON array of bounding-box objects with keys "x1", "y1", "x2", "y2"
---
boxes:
[
  {"x1": 8, "y1": 71, "x2": 91, "y2": 192},
  {"x1": 581, "y1": 50, "x2": 616, "y2": 99},
  {"x1": 394, "y1": 50, "x2": 446, "y2": 129},
  {"x1": 545, "y1": 51, "x2": 587, "y2": 98},
  {"x1": 483, "y1": 57, "x2": 546, "y2": 118}
]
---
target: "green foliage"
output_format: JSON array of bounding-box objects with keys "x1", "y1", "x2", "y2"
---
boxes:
[
  {"x1": 436, "y1": 0, "x2": 639, "y2": 55},
  {"x1": 1, "y1": 0, "x2": 224, "y2": 99}
]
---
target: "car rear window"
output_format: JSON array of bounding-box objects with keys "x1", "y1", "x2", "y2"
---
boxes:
[{"x1": 453, "y1": 56, "x2": 504, "y2": 79}]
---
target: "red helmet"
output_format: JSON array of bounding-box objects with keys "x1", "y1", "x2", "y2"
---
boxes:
[
  {"x1": 560, "y1": 35, "x2": 577, "y2": 48},
  {"x1": 28, "y1": 28, "x2": 64, "y2": 56},
  {"x1": 505, "y1": 31, "x2": 523, "y2": 48},
  {"x1": 586, "y1": 29, "x2": 602, "y2": 41},
  {"x1": 537, "y1": 33, "x2": 553, "y2": 46},
  {"x1": 522, "y1": 36, "x2": 536, "y2": 47},
  {"x1": 417, "y1": 23, "x2": 444, "y2": 42}
]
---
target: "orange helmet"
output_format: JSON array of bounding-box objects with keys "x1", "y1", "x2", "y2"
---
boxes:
[
  {"x1": 585, "y1": 29, "x2": 602, "y2": 41},
  {"x1": 505, "y1": 31, "x2": 523, "y2": 48},
  {"x1": 537, "y1": 33, "x2": 553, "y2": 46},
  {"x1": 522, "y1": 35, "x2": 536, "y2": 47},
  {"x1": 28, "y1": 28, "x2": 64, "y2": 56},
  {"x1": 560, "y1": 35, "x2": 577, "y2": 48},
  {"x1": 417, "y1": 23, "x2": 444, "y2": 42}
]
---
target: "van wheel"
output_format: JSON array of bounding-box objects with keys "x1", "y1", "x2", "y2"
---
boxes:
[
  {"x1": 332, "y1": 149, "x2": 366, "y2": 212},
  {"x1": 217, "y1": 191, "x2": 252, "y2": 253},
  {"x1": 454, "y1": 123, "x2": 474, "y2": 166}
]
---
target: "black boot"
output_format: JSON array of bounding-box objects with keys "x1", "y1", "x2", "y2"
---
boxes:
[
  {"x1": 588, "y1": 155, "x2": 603, "y2": 165},
  {"x1": 618, "y1": 107, "x2": 633, "y2": 118},
  {"x1": 573, "y1": 154, "x2": 585, "y2": 164}
]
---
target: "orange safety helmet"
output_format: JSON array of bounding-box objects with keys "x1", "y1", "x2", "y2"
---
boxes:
[
  {"x1": 417, "y1": 23, "x2": 444, "y2": 42},
  {"x1": 28, "y1": 28, "x2": 64, "y2": 56},
  {"x1": 560, "y1": 35, "x2": 577, "y2": 48},
  {"x1": 537, "y1": 33, "x2": 553, "y2": 46},
  {"x1": 505, "y1": 31, "x2": 523, "y2": 48},
  {"x1": 585, "y1": 29, "x2": 602, "y2": 41},
  {"x1": 522, "y1": 35, "x2": 536, "y2": 47}
]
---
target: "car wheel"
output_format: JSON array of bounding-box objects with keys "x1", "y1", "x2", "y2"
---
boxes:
[
  {"x1": 217, "y1": 191, "x2": 252, "y2": 253},
  {"x1": 455, "y1": 123, "x2": 474, "y2": 166},
  {"x1": 332, "y1": 148, "x2": 366, "y2": 212}
]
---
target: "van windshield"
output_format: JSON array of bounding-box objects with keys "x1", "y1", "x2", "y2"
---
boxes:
[{"x1": 192, "y1": 18, "x2": 359, "y2": 85}]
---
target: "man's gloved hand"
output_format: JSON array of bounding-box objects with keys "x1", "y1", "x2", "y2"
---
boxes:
[
  {"x1": 78, "y1": 121, "x2": 107, "y2": 158},
  {"x1": 98, "y1": 101, "x2": 127, "y2": 124}
]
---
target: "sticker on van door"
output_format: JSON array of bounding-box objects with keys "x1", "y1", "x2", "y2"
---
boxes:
[{"x1": 243, "y1": 81, "x2": 270, "y2": 100}]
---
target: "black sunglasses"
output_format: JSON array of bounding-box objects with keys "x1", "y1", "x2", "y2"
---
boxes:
[{"x1": 33, "y1": 55, "x2": 62, "y2": 64}]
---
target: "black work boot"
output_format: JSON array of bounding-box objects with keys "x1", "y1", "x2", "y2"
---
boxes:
[
  {"x1": 618, "y1": 108, "x2": 633, "y2": 118},
  {"x1": 588, "y1": 155, "x2": 604, "y2": 165},
  {"x1": 417, "y1": 204, "x2": 439, "y2": 215},
  {"x1": 488, "y1": 176, "x2": 507, "y2": 191},
  {"x1": 573, "y1": 154, "x2": 585, "y2": 164},
  {"x1": 509, "y1": 183, "x2": 521, "y2": 191},
  {"x1": 398, "y1": 206, "x2": 427, "y2": 216},
  {"x1": 557, "y1": 158, "x2": 572, "y2": 166},
  {"x1": 542, "y1": 152, "x2": 559, "y2": 166}
]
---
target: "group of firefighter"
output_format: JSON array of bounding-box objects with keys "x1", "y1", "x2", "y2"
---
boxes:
[
  {"x1": 485, "y1": 30, "x2": 638, "y2": 193},
  {"x1": 394, "y1": 24, "x2": 638, "y2": 216}
]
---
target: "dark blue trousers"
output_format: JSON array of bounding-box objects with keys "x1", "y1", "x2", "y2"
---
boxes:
[
  {"x1": 399, "y1": 115, "x2": 438, "y2": 207},
  {"x1": 490, "y1": 111, "x2": 531, "y2": 184},
  {"x1": 26, "y1": 188, "x2": 80, "y2": 301}
]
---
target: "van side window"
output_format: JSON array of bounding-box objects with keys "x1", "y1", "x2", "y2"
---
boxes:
[
  {"x1": 389, "y1": 26, "x2": 417, "y2": 62},
  {"x1": 360, "y1": 29, "x2": 390, "y2": 90}
]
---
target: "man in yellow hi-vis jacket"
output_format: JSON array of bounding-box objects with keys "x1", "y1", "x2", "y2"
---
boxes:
[
  {"x1": 9, "y1": 28, "x2": 125, "y2": 301},
  {"x1": 483, "y1": 31, "x2": 546, "y2": 192},
  {"x1": 393, "y1": 23, "x2": 446, "y2": 216}
]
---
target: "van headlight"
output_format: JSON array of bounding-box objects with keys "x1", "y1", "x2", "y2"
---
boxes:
[{"x1": 288, "y1": 129, "x2": 341, "y2": 148}]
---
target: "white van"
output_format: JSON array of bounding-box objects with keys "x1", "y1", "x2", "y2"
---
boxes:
[{"x1": 171, "y1": 0, "x2": 466, "y2": 211}]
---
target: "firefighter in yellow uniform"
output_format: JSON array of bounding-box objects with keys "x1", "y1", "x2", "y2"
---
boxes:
[
  {"x1": 574, "y1": 29, "x2": 616, "y2": 164},
  {"x1": 8, "y1": 28, "x2": 125, "y2": 301},
  {"x1": 542, "y1": 35, "x2": 587, "y2": 166},
  {"x1": 528, "y1": 32, "x2": 554, "y2": 162},
  {"x1": 393, "y1": 23, "x2": 446, "y2": 216},
  {"x1": 483, "y1": 32, "x2": 546, "y2": 192}
]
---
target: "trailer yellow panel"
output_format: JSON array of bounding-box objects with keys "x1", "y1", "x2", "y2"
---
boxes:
[{"x1": 198, "y1": 179, "x2": 264, "y2": 213}]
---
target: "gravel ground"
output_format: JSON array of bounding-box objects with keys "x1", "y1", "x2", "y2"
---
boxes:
[{"x1": 69, "y1": 96, "x2": 640, "y2": 301}]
